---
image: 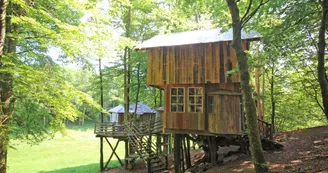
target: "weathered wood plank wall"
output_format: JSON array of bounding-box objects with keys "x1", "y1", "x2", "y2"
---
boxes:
[{"x1": 147, "y1": 41, "x2": 247, "y2": 87}]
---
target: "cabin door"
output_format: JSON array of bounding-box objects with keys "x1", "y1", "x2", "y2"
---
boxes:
[{"x1": 207, "y1": 95, "x2": 242, "y2": 134}]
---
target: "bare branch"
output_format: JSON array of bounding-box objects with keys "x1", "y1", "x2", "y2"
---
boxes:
[
  {"x1": 241, "y1": 0, "x2": 269, "y2": 28},
  {"x1": 241, "y1": 0, "x2": 253, "y2": 22}
]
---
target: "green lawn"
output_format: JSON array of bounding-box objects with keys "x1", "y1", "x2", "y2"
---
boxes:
[{"x1": 7, "y1": 121, "x2": 125, "y2": 173}]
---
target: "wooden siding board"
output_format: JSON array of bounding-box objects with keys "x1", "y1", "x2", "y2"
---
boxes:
[
  {"x1": 219, "y1": 43, "x2": 225, "y2": 83},
  {"x1": 147, "y1": 42, "x2": 241, "y2": 86}
]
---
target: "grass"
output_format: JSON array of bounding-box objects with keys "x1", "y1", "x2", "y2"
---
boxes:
[{"x1": 7, "y1": 120, "x2": 125, "y2": 173}]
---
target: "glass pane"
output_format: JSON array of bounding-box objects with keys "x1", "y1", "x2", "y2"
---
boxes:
[
  {"x1": 189, "y1": 88, "x2": 195, "y2": 95},
  {"x1": 171, "y1": 88, "x2": 177, "y2": 95},
  {"x1": 171, "y1": 96, "x2": 177, "y2": 103},
  {"x1": 189, "y1": 97, "x2": 194, "y2": 104},
  {"x1": 178, "y1": 96, "x2": 184, "y2": 103},
  {"x1": 189, "y1": 105, "x2": 195, "y2": 112},
  {"x1": 171, "y1": 105, "x2": 177, "y2": 112},
  {"x1": 196, "y1": 88, "x2": 203, "y2": 95},
  {"x1": 178, "y1": 105, "x2": 184, "y2": 112},
  {"x1": 196, "y1": 105, "x2": 202, "y2": 112},
  {"x1": 196, "y1": 96, "x2": 202, "y2": 104},
  {"x1": 178, "y1": 88, "x2": 184, "y2": 95}
]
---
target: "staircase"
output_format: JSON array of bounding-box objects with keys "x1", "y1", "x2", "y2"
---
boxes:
[{"x1": 124, "y1": 121, "x2": 168, "y2": 173}]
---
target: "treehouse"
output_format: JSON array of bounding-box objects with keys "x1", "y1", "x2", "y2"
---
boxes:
[
  {"x1": 136, "y1": 28, "x2": 262, "y2": 135},
  {"x1": 108, "y1": 102, "x2": 156, "y2": 124}
]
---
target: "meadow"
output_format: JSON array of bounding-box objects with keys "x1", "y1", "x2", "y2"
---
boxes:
[{"x1": 7, "y1": 121, "x2": 125, "y2": 173}]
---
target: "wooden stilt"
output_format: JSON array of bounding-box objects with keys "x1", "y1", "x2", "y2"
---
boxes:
[
  {"x1": 100, "y1": 137, "x2": 104, "y2": 171},
  {"x1": 163, "y1": 135, "x2": 168, "y2": 155},
  {"x1": 156, "y1": 135, "x2": 161, "y2": 154},
  {"x1": 174, "y1": 134, "x2": 182, "y2": 173},
  {"x1": 208, "y1": 136, "x2": 218, "y2": 165},
  {"x1": 183, "y1": 135, "x2": 191, "y2": 169},
  {"x1": 125, "y1": 140, "x2": 129, "y2": 169},
  {"x1": 180, "y1": 137, "x2": 185, "y2": 173},
  {"x1": 169, "y1": 134, "x2": 172, "y2": 154}
]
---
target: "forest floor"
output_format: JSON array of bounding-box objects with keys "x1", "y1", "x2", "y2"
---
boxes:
[{"x1": 104, "y1": 125, "x2": 328, "y2": 173}]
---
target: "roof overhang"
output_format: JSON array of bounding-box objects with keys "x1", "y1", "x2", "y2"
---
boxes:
[{"x1": 135, "y1": 28, "x2": 262, "y2": 50}]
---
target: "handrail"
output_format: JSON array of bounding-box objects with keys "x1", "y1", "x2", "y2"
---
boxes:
[{"x1": 257, "y1": 119, "x2": 273, "y2": 139}]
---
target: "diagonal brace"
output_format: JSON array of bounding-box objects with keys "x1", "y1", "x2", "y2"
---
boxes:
[{"x1": 104, "y1": 138, "x2": 123, "y2": 169}]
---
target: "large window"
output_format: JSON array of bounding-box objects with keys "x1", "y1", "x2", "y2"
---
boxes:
[
  {"x1": 188, "y1": 87, "x2": 203, "y2": 113},
  {"x1": 170, "y1": 88, "x2": 184, "y2": 112}
]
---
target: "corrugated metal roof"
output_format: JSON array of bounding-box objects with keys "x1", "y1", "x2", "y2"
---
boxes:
[
  {"x1": 108, "y1": 102, "x2": 156, "y2": 114},
  {"x1": 135, "y1": 28, "x2": 261, "y2": 50}
]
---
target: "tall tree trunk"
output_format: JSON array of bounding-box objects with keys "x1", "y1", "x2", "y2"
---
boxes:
[
  {"x1": 270, "y1": 64, "x2": 275, "y2": 133},
  {"x1": 123, "y1": 3, "x2": 131, "y2": 122},
  {"x1": 134, "y1": 63, "x2": 141, "y2": 115},
  {"x1": 1, "y1": 2, "x2": 15, "y2": 173},
  {"x1": 318, "y1": 0, "x2": 328, "y2": 120},
  {"x1": 98, "y1": 58, "x2": 104, "y2": 171},
  {"x1": 225, "y1": 1, "x2": 268, "y2": 172}
]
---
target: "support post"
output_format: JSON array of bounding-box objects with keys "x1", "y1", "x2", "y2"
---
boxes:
[
  {"x1": 208, "y1": 136, "x2": 218, "y2": 165},
  {"x1": 174, "y1": 134, "x2": 182, "y2": 173},
  {"x1": 125, "y1": 140, "x2": 129, "y2": 169},
  {"x1": 100, "y1": 137, "x2": 104, "y2": 171},
  {"x1": 183, "y1": 135, "x2": 191, "y2": 169}
]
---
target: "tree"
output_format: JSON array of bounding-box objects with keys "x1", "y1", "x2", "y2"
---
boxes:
[
  {"x1": 225, "y1": 0, "x2": 268, "y2": 172},
  {"x1": 317, "y1": 0, "x2": 328, "y2": 119},
  {"x1": 0, "y1": 0, "x2": 9, "y2": 172},
  {"x1": 0, "y1": 1, "x2": 105, "y2": 172}
]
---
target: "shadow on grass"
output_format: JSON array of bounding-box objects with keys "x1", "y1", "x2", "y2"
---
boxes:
[{"x1": 38, "y1": 160, "x2": 122, "y2": 173}]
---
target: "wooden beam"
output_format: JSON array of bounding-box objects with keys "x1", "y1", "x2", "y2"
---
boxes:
[
  {"x1": 104, "y1": 138, "x2": 123, "y2": 169},
  {"x1": 100, "y1": 137, "x2": 104, "y2": 171},
  {"x1": 174, "y1": 134, "x2": 182, "y2": 173}
]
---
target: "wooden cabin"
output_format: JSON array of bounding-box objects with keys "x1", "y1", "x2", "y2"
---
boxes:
[
  {"x1": 109, "y1": 102, "x2": 156, "y2": 124},
  {"x1": 136, "y1": 28, "x2": 261, "y2": 135}
]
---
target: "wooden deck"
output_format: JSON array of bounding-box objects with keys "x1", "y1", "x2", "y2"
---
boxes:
[
  {"x1": 95, "y1": 117, "x2": 272, "y2": 139},
  {"x1": 94, "y1": 117, "x2": 163, "y2": 138}
]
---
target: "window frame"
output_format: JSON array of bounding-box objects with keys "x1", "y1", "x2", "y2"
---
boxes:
[
  {"x1": 187, "y1": 87, "x2": 203, "y2": 113},
  {"x1": 170, "y1": 87, "x2": 185, "y2": 113}
]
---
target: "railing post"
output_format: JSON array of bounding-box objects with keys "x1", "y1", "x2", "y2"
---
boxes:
[{"x1": 112, "y1": 122, "x2": 115, "y2": 136}]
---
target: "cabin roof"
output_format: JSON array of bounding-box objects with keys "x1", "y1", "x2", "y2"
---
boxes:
[
  {"x1": 109, "y1": 102, "x2": 156, "y2": 114},
  {"x1": 135, "y1": 28, "x2": 262, "y2": 50}
]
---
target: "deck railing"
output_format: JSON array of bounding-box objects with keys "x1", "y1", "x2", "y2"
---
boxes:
[
  {"x1": 94, "y1": 117, "x2": 163, "y2": 137},
  {"x1": 257, "y1": 119, "x2": 273, "y2": 139}
]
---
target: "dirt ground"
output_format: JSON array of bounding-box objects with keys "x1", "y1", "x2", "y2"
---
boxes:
[{"x1": 104, "y1": 125, "x2": 328, "y2": 173}]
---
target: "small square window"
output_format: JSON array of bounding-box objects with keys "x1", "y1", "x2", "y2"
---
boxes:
[
  {"x1": 170, "y1": 88, "x2": 184, "y2": 112},
  {"x1": 188, "y1": 87, "x2": 203, "y2": 113}
]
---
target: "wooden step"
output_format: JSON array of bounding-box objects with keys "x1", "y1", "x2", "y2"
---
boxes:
[
  {"x1": 151, "y1": 165, "x2": 167, "y2": 173},
  {"x1": 151, "y1": 162, "x2": 165, "y2": 169},
  {"x1": 150, "y1": 158, "x2": 161, "y2": 164}
]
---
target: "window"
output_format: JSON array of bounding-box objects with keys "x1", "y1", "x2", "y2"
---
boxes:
[
  {"x1": 188, "y1": 87, "x2": 203, "y2": 113},
  {"x1": 171, "y1": 88, "x2": 184, "y2": 112},
  {"x1": 208, "y1": 96, "x2": 214, "y2": 113}
]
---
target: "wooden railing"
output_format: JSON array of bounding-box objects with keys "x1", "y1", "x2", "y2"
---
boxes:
[
  {"x1": 257, "y1": 119, "x2": 273, "y2": 139},
  {"x1": 94, "y1": 122, "x2": 125, "y2": 137},
  {"x1": 94, "y1": 117, "x2": 163, "y2": 137}
]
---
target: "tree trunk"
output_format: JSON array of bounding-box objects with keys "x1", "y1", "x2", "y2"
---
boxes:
[
  {"x1": 270, "y1": 65, "x2": 275, "y2": 134},
  {"x1": 0, "y1": 2, "x2": 14, "y2": 172},
  {"x1": 134, "y1": 63, "x2": 141, "y2": 115},
  {"x1": 225, "y1": 1, "x2": 268, "y2": 172},
  {"x1": 317, "y1": 0, "x2": 328, "y2": 120},
  {"x1": 123, "y1": 3, "x2": 131, "y2": 122}
]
